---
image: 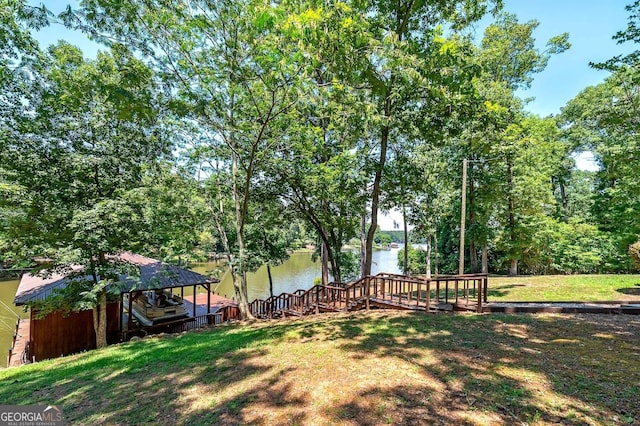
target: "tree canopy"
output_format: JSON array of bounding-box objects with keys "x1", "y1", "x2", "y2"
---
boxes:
[{"x1": 1, "y1": 0, "x2": 639, "y2": 328}]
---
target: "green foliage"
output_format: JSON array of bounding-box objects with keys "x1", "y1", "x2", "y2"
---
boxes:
[
  {"x1": 592, "y1": 0, "x2": 640, "y2": 70},
  {"x1": 397, "y1": 246, "x2": 428, "y2": 275},
  {"x1": 374, "y1": 232, "x2": 392, "y2": 246},
  {"x1": 561, "y1": 64, "x2": 640, "y2": 272}
]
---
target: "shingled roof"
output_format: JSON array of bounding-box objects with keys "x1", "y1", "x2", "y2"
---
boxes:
[{"x1": 14, "y1": 252, "x2": 218, "y2": 305}]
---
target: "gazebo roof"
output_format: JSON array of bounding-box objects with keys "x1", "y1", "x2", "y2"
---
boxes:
[{"x1": 14, "y1": 252, "x2": 218, "y2": 305}]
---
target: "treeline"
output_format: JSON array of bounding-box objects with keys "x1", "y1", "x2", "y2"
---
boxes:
[{"x1": 1, "y1": 1, "x2": 639, "y2": 325}]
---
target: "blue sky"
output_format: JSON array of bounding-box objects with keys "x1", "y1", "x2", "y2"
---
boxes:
[{"x1": 30, "y1": 0, "x2": 634, "y2": 118}]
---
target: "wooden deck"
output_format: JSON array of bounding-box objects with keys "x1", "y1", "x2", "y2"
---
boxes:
[
  {"x1": 7, "y1": 318, "x2": 30, "y2": 367},
  {"x1": 182, "y1": 293, "x2": 237, "y2": 317}
]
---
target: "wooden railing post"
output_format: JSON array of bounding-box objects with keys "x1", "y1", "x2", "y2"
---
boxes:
[
  {"x1": 455, "y1": 278, "x2": 459, "y2": 304},
  {"x1": 345, "y1": 288, "x2": 350, "y2": 311},
  {"x1": 464, "y1": 277, "x2": 469, "y2": 305},
  {"x1": 477, "y1": 277, "x2": 483, "y2": 313},
  {"x1": 484, "y1": 276, "x2": 489, "y2": 303},
  {"x1": 426, "y1": 279, "x2": 431, "y2": 310}
]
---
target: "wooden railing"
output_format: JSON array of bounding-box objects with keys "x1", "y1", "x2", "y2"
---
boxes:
[
  {"x1": 249, "y1": 276, "x2": 373, "y2": 319},
  {"x1": 121, "y1": 307, "x2": 236, "y2": 341},
  {"x1": 371, "y1": 273, "x2": 487, "y2": 312},
  {"x1": 249, "y1": 273, "x2": 488, "y2": 319}
]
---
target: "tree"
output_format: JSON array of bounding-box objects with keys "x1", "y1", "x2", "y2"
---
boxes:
[
  {"x1": 0, "y1": 42, "x2": 167, "y2": 347},
  {"x1": 74, "y1": 0, "x2": 309, "y2": 318},
  {"x1": 449, "y1": 13, "x2": 568, "y2": 275},
  {"x1": 360, "y1": 0, "x2": 503, "y2": 277},
  {"x1": 592, "y1": 1, "x2": 640, "y2": 70},
  {"x1": 268, "y1": 2, "x2": 371, "y2": 284},
  {"x1": 561, "y1": 67, "x2": 640, "y2": 271}
]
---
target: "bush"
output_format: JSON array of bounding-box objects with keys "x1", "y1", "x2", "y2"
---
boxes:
[{"x1": 397, "y1": 246, "x2": 427, "y2": 275}]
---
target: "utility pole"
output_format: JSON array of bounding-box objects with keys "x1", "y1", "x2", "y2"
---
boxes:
[{"x1": 459, "y1": 158, "x2": 468, "y2": 275}]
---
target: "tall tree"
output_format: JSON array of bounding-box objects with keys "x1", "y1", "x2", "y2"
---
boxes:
[
  {"x1": 0, "y1": 42, "x2": 167, "y2": 347},
  {"x1": 360, "y1": 0, "x2": 502, "y2": 277},
  {"x1": 75, "y1": 0, "x2": 306, "y2": 317}
]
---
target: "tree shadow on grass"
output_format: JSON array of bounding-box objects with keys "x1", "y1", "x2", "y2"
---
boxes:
[
  {"x1": 319, "y1": 312, "x2": 640, "y2": 424},
  {"x1": 617, "y1": 283, "x2": 640, "y2": 295},
  {"x1": 2, "y1": 311, "x2": 639, "y2": 424},
  {"x1": 486, "y1": 283, "x2": 526, "y2": 298},
  {"x1": 0, "y1": 322, "x2": 310, "y2": 425}
]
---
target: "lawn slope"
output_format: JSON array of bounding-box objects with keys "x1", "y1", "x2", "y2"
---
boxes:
[
  {"x1": 488, "y1": 274, "x2": 640, "y2": 301},
  {"x1": 1, "y1": 311, "x2": 639, "y2": 425}
]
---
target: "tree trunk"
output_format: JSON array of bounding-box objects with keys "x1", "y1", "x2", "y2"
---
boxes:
[
  {"x1": 482, "y1": 245, "x2": 488, "y2": 274},
  {"x1": 506, "y1": 158, "x2": 518, "y2": 277},
  {"x1": 425, "y1": 234, "x2": 432, "y2": 279},
  {"x1": 402, "y1": 203, "x2": 408, "y2": 275},
  {"x1": 321, "y1": 240, "x2": 329, "y2": 285},
  {"x1": 363, "y1": 97, "x2": 391, "y2": 276},
  {"x1": 232, "y1": 153, "x2": 254, "y2": 319},
  {"x1": 509, "y1": 258, "x2": 518, "y2": 277},
  {"x1": 434, "y1": 229, "x2": 439, "y2": 276},
  {"x1": 469, "y1": 242, "x2": 478, "y2": 273},
  {"x1": 559, "y1": 181, "x2": 569, "y2": 223},
  {"x1": 360, "y1": 211, "x2": 367, "y2": 278},
  {"x1": 267, "y1": 263, "x2": 274, "y2": 298},
  {"x1": 93, "y1": 288, "x2": 108, "y2": 349}
]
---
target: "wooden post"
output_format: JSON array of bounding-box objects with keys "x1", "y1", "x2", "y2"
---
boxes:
[
  {"x1": 484, "y1": 276, "x2": 489, "y2": 303},
  {"x1": 193, "y1": 285, "x2": 197, "y2": 318},
  {"x1": 426, "y1": 279, "x2": 430, "y2": 310},
  {"x1": 455, "y1": 278, "x2": 459, "y2": 304},
  {"x1": 207, "y1": 283, "x2": 211, "y2": 315},
  {"x1": 127, "y1": 292, "x2": 133, "y2": 337},
  {"x1": 459, "y1": 158, "x2": 468, "y2": 275},
  {"x1": 345, "y1": 288, "x2": 350, "y2": 311},
  {"x1": 119, "y1": 292, "x2": 124, "y2": 338},
  {"x1": 477, "y1": 278, "x2": 483, "y2": 313},
  {"x1": 464, "y1": 278, "x2": 469, "y2": 305}
]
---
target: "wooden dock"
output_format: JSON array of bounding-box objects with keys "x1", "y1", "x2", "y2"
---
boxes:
[
  {"x1": 182, "y1": 293, "x2": 237, "y2": 317},
  {"x1": 7, "y1": 318, "x2": 30, "y2": 367}
]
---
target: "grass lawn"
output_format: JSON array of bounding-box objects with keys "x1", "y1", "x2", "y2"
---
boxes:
[
  {"x1": 487, "y1": 274, "x2": 640, "y2": 302},
  {"x1": 1, "y1": 310, "x2": 639, "y2": 425}
]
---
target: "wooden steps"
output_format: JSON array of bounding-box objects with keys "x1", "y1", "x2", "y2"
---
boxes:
[{"x1": 248, "y1": 273, "x2": 488, "y2": 320}]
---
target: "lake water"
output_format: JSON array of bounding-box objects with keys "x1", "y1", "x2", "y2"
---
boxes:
[
  {"x1": 191, "y1": 247, "x2": 402, "y2": 301},
  {"x1": 0, "y1": 247, "x2": 402, "y2": 366},
  {"x1": 0, "y1": 278, "x2": 28, "y2": 363}
]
